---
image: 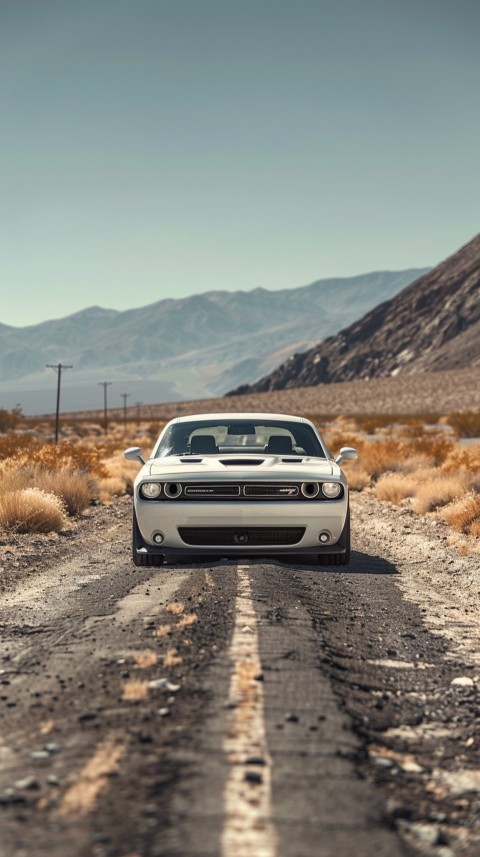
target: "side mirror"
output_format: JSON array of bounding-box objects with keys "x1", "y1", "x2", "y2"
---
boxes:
[
  {"x1": 124, "y1": 447, "x2": 145, "y2": 465},
  {"x1": 335, "y1": 447, "x2": 358, "y2": 465}
]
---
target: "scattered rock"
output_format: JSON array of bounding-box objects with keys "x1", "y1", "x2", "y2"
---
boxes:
[
  {"x1": 451, "y1": 676, "x2": 474, "y2": 688},
  {"x1": 148, "y1": 679, "x2": 180, "y2": 692},
  {"x1": 244, "y1": 771, "x2": 263, "y2": 784},
  {"x1": 78, "y1": 710, "x2": 98, "y2": 721},
  {"x1": 30, "y1": 750, "x2": 50, "y2": 762},
  {"x1": 14, "y1": 776, "x2": 40, "y2": 790}
]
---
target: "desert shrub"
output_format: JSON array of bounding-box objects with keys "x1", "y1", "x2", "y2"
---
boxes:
[
  {"x1": 408, "y1": 435, "x2": 454, "y2": 466},
  {"x1": 323, "y1": 430, "x2": 363, "y2": 456},
  {"x1": 97, "y1": 476, "x2": 129, "y2": 504},
  {"x1": 441, "y1": 445, "x2": 480, "y2": 475},
  {"x1": 375, "y1": 473, "x2": 419, "y2": 504},
  {"x1": 345, "y1": 466, "x2": 371, "y2": 491},
  {"x1": 393, "y1": 452, "x2": 435, "y2": 473},
  {"x1": 0, "y1": 407, "x2": 23, "y2": 433},
  {"x1": 447, "y1": 411, "x2": 480, "y2": 438},
  {"x1": 353, "y1": 439, "x2": 406, "y2": 480},
  {"x1": 414, "y1": 475, "x2": 468, "y2": 514},
  {"x1": 0, "y1": 433, "x2": 41, "y2": 460},
  {"x1": 351, "y1": 414, "x2": 396, "y2": 434},
  {"x1": 470, "y1": 518, "x2": 480, "y2": 537},
  {"x1": 440, "y1": 492, "x2": 480, "y2": 535},
  {"x1": 30, "y1": 442, "x2": 109, "y2": 477},
  {"x1": 396, "y1": 420, "x2": 431, "y2": 439},
  {"x1": 33, "y1": 468, "x2": 93, "y2": 515},
  {"x1": 0, "y1": 488, "x2": 66, "y2": 533}
]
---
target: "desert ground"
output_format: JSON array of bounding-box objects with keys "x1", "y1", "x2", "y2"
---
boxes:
[{"x1": 0, "y1": 371, "x2": 479, "y2": 857}]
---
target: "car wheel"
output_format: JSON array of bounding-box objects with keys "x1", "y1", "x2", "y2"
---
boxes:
[
  {"x1": 132, "y1": 510, "x2": 164, "y2": 567},
  {"x1": 318, "y1": 506, "x2": 350, "y2": 567}
]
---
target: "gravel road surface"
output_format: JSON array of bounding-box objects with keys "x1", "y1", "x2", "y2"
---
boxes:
[{"x1": 0, "y1": 495, "x2": 478, "y2": 857}]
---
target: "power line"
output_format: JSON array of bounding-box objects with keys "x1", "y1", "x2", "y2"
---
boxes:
[
  {"x1": 98, "y1": 382, "x2": 112, "y2": 434},
  {"x1": 46, "y1": 363, "x2": 73, "y2": 442},
  {"x1": 120, "y1": 392, "x2": 130, "y2": 432}
]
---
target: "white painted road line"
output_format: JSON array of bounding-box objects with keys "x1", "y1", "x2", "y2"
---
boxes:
[{"x1": 221, "y1": 564, "x2": 277, "y2": 857}]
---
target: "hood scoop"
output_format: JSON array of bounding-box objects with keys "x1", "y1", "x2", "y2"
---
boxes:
[
  {"x1": 220, "y1": 458, "x2": 264, "y2": 466},
  {"x1": 180, "y1": 457, "x2": 203, "y2": 463}
]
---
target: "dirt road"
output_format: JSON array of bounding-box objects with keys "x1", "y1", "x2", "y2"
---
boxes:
[{"x1": 0, "y1": 495, "x2": 478, "y2": 857}]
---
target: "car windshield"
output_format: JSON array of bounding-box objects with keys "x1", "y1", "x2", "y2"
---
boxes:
[{"x1": 153, "y1": 418, "x2": 328, "y2": 458}]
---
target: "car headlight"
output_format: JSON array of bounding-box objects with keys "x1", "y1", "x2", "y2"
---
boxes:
[
  {"x1": 140, "y1": 482, "x2": 162, "y2": 499},
  {"x1": 321, "y1": 482, "x2": 342, "y2": 499}
]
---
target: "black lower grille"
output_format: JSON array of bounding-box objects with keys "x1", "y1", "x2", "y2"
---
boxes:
[{"x1": 178, "y1": 527, "x2": 305, "y2": 546}]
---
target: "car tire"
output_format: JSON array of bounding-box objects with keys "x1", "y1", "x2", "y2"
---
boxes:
[
  {"x1": 318, "y1": 506, "x2": 350, "y2": 567},
  {"x1": 132, "y1": 510, "x2": 164, "y2": 567}
]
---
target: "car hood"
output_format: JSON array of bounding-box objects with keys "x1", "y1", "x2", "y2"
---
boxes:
[{"x1": 145, "y1": 454, "x2": 339, "y2": 480}]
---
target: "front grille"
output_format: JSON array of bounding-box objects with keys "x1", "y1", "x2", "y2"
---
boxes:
[
  {"x1": 184, "y1": 483, "x2": 240, "y2": 497},
  {"x1": 243, "y1": 483, "x2": 300, "y2": 498},
  {"x1": 178, "y1": 527, "x2": 305, "y2": 546},
  {"x1": 170, "y1": 481, "x2": 305, "y2": 500}
]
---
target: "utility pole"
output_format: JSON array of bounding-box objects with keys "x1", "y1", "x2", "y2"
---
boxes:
[
  {"x1": 120, "y1": 392, "x2": 130, "y2": 432},
  {"x1": 98, "y1": 382, "x2": 112, "y2": 434},
  {"x1": 46, "y1": 363, "x2": 73, "y2": 442}
]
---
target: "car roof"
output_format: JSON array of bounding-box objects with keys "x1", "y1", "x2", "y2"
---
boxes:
[{"x1": 168, "y1": 412, "x2": 312, "y2": 425}]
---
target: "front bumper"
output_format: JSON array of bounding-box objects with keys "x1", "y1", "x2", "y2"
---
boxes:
[{"x1": 134, "y1": 497, "x2": 348, "y2": 556}]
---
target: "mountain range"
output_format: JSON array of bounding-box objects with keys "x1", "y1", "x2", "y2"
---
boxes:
[
  {"x1": 0, "y1": 269, "x2": 426, "y2": 414},
  {"x1": 230, "y1": 234, "x2": 480, "y2": 395}
]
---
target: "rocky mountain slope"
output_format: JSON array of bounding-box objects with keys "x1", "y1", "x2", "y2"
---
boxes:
[
  {"x1": 230, "y1": 235, "x2": 480, "y2": 394},
  {"x1": 0, "y1": 269, "x2": 426, "y2": 412}
]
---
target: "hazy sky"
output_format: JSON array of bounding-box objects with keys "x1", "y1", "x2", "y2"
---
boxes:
[{"x1": 1, "y1": 0, "x2": 479, "y2": 327}]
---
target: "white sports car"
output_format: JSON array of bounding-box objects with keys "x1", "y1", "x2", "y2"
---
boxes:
[{"x1": 124, "y1": 413, "x2": 357, "y2": 567}]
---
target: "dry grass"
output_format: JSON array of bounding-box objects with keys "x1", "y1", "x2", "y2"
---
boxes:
[
  {"x1": 122, "y1": 680, "x2": 149, "y2": 701},
  {"x1": 375, "y1": 473, "x2": 419, "y2": 504},
  {"x1": 163, "y1": 648, "x2": 183, "y2": 667},
  {"x1": 177, "y1": 613, "x2": 198, "y2": 628},
  {"x1": 441, "y1": 446, "x2": 480, "y2": 475},
  {"x1": 414, "y1": 475, "x2": 469, "y2": 514},
  {"x1": 134, "y1": 650, "x2": 158, "y2": 669},
  {"x1": 33, "y1": 468, "x2": 93, "y2": 515},
  {"x1": 0, "y1": 488, "x2": 67, "y2": 533},
  {"x1": 447, "y1": 411, "x2": 480, "y2": 438},
  {"x1": 440, "y1": 493, "x2": 480, "y2": 536},
  {"x1": 166, "y1": 602, "x2": 185, "y2": 615},
  {"x1": 342, "y1": 464, "x2": 370, "y2": 491},
  {"x1": 154, "y1": 624, "x2": 173, "y2": 638}
]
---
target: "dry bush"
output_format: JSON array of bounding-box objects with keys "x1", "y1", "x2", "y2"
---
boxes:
[
  {"x1": 31, "y1": 443, "x2": 109, "y2": 478},
  {"x1": 393, "y1": 452, "x2": 435, "y2": 473},
  {"x1": 441, "y1": 445, "x2": 480, "y2": 475},
  {"x1": 0, "y1": 464, "x2": 31, "y2": 494},
  {"x1": 0, "y1": 433, "x2": 40, "y2": 460},
  {"x1": 345, "y1": 466, "x2": 371, "y2": 491},
  {"x1": 353, "y1": 439, "x2": 405, "y2": 480},
  {"x1": 375, "y1": 473, "x2": 418, "y2": 504},
  {"x1": 97, "y1": 476, "x2": 128, "y2": 504},
  {"x1": 470, "y1": 518, "x2": 480, "y2": 537},
  {"x1": 447, "y1": 411, "x2": 480, "y2": 438},
  {"x1": 0, "y1": 488, "x2": 66, "y2": 533},
  {"x1": 440, "y1": 492, "x2": 480, "y2": 535},
  {"x1": 34, "y1": 468, "x2": 93, "y2": 515},
  {"x1": 408, "y1": 435, "x2": 454, "y2": 465},
  {"x1": 0, "y1": 407, "x2": 23, "y2": 432},
  {"x1": 414, "y1": 475, "x2": 468, "y2": 514},
  {"x1": 350, "y1": 414, "x2": 397, "y2": 434},
  {"x1": 102, "y1": 454, "x2": 138, "y2": 496},
  {"x1": 323, "y1": 430, "x2": 363, "y2": 457}
]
